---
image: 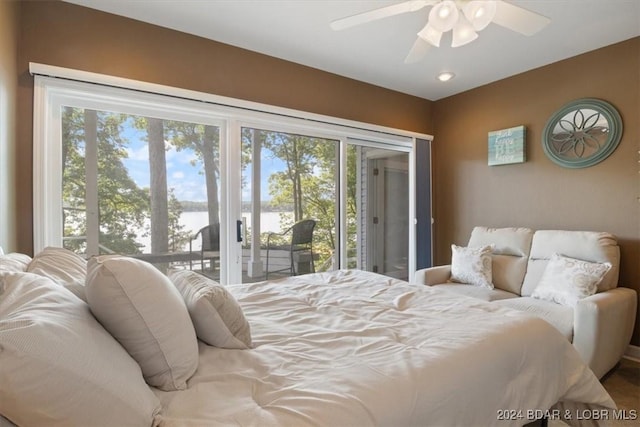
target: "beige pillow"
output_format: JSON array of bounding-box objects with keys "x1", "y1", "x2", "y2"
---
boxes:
[
  {"x1": 27, "y1": 246, "x2": 87, "y2": 301},
  {"x1": 450, "y1": 244, "x2": 494, "y2": 289},
  {"x1": 0, "y1": 272, "x2": 162, "y2": 426},
  {"x1": 169, "y1": 270, "x2": 252, "y2": 349},
  {"x1": 86, "y1": 255, "x2": 198, "y2": 391},
  {"x1": 0, "y1": 253, "x2": 32, "y2": 274},
  {"x1": 531, "y1": 253, "x2": 611, "y2": 307}
]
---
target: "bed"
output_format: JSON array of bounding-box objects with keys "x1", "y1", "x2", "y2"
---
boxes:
[
  {"x1": 0, "y1": 251, "x2": 615, "y2": 427},
  {"x1": 155, "y1": 269, "x2": 614, "y2": 426}
]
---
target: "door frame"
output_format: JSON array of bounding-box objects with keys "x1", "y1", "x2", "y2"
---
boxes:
[{"x1": 365, "y1": 151, "x2": 410, "y2": 277}]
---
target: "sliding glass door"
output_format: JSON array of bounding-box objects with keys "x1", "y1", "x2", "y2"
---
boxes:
[
  {"x1": 238, "y1": 127, "x2": 339, "y2": 283},
  {"x1": 34, "y1": 75, "x2": 426, "y2": 284},
  {"x1": 236, "y1": 132, "x2": 411, "y2": 283},
  {"x1": 345, "y1": 143, "x2": 410, "y2": 280}
]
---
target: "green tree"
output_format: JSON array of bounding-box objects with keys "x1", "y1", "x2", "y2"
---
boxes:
[
  {"x1": 167, "y1": 188, "x2": 192, "y2": 251},
  {"x1": 132, "y1": 117, "x2": 201, "y2": 253},
  {"x1": 345, "y1": 145, "x2": 359, "y2": 267},
  {"x1": 165, "y1": 122, "x2": 220, "y2": 226},
  {"x1": 146, "y1": 117, "x2": 169, "y2": 254},
  {"x1": 264, "y1": 133, "x2": 321, "y2": 222},
  {"x1": 262, "y1": 132, "x2": 341, "y2": 270},
  {"x1": 62, "y1": 107, "x2": 150, "y2": 254}
]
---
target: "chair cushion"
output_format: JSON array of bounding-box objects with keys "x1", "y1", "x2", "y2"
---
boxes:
[
  {"x1": 169, "y1": 270, "x2": 252, "y2": 349},
  {"x1": 86, "y1": 255, "x2": 198, "y2": 391},
  {"x1": 494, "y1": 297, "x2": 574, "y2": 341},
  {"x1": 0, "y1": 272, "x2": 162, "y2": 426},
  {"x1": 450, "y1": 244, "x2": 494, "y2": 289},
  {"x1": 522, "y1": 230, "x2": 619, "y2": 296},
  {"x1": 432, "y1": 282, "x2": 518, "y2": 302},
  {"x1": 468, "y1": 227, "x2": 534, "y2": 295}
]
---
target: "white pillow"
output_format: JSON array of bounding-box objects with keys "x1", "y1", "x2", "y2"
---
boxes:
[
  {"x1": 27, "y1": 246, "x2": 87, "y2": 301},
  {"x1": 531, "y1": 253, "x2": 611, "y2": 307},
  {"x1": 0, "y1": 272, "x2": 162, "y2": 426},
  {"x1": 0, "y1": 253, "x2": 32, "y2": 274},
  {"x1": 85, "y1": 255, "x2": 198, "y2": 391},
  {"x1": 450, "y1": 244, "x2": 494, "y2": 289},
  {"x1": 169, "y1": 270, "x2": 252, "y2": 349}
]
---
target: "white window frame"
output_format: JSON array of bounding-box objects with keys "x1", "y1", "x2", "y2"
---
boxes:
[{"x1": 31, "y1": 63, "x2": 432, "y2": 282}]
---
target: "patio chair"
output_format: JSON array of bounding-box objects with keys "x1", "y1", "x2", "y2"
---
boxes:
[
  {"x1": 266, "y1": 219, "x2": 316, "y2": 279},
  {"x1": 189, "y1": 223, "x2": 220, "y2": 273}
]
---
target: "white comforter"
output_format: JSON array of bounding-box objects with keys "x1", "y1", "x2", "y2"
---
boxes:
[{"x1": 154, "y1": 269, "x2": 614, "y2": 426}]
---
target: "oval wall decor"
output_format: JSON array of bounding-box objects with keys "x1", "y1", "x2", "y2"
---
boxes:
[{"x1": 542, "y1": 98, "x2": 623, "y2": 168}]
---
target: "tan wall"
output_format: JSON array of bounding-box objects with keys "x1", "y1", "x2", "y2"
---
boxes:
[
  {"x1": 432, "y1": 38, "x2": 640, "y2": 345},
  {"x1": 0, "y1": 0, "x2": 19, "y2": 252},
  {"x1": 15, "y1": 0, "x2": 433, "y2": 254},
  {"x1": 12, "y1": 2, "x2": 639, "y2": 345},
  {"x1": 0, "y1": 1, "x2": 20, "y2": 252}
]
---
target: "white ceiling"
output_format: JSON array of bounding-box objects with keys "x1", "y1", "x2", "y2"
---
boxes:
[{"x1": 64, "y1": 0, "x2": 640, "y2": 101}]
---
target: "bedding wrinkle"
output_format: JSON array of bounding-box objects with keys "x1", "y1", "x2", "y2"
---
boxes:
[
  {"x1": 392, "y1": 290, "x2": 418, "y2": 311},
  {"x1": 154, "y1": 270, "x2": 614, "y2": 427}
]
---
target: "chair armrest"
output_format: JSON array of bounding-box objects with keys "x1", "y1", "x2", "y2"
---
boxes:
[
  {"x1": 573, "y1": 287, "x2": 638, "y2": 379},
  {"x1": 266, "y1": 232, "x2": 279, "y2": 247},
  {"x1": 414, "y1": 265, "x2": 452, "y2": 286}
]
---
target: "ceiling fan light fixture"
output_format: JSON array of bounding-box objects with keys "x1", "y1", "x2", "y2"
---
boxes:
[
  {"x1": 417, "y1": 22, "x2": 442, "y2": 47},
  {"x1": 463, "y1": 1, "x2": 497, "y2": 31},
  {"x1": 330, "y1": 0, "x2": 551, "y2": 63},
  {"x1": 451, "y1": 15, "x2": 478, "y2": 47},
  {"x1": 428, "y1": 0, "x2": 459, "y2": 32}
]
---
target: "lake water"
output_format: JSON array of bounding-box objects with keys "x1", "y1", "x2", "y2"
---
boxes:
[{"x1": 139, "y1": 211, "x2": 292, "y2": 252}]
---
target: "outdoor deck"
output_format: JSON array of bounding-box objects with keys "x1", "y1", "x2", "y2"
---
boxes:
[{"x1": 132, "y1": 248, "x2": 317, "y2": 284}]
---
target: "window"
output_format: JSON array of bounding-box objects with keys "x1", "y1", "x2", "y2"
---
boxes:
[
  {"x1": 61, "y1": 107, "x2": 221, "y2": 260},
  {"x1": 33, "y1": 65, "x2": 430, "y2": 283}
]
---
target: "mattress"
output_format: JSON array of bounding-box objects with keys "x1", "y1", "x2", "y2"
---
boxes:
[{"x1": 153, "y1": 269, "x2": 614, "y2": 426}]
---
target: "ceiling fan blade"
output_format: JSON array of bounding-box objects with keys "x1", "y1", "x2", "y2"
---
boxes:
[
  {"x1": 404, "y1": 37, "x2": 432, "y2": 63},
  {"x1": 330, "y1": 0, "x2": 435, "y2": 31},
  {"x1": 492, "y1": 0, "x2": 551, "y2": 36}
]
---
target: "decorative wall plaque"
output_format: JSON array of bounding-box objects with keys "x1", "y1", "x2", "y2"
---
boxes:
[
  {"x1": 488, "y1": 125, "x2": 526, "y2": 166},
  {"x1": 542, "y1": 98, "x2": 623, "y2": 168}
]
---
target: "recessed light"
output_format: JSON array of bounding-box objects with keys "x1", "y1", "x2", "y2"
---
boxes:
[{"x1": 437, "y1": 72, "x2": 455, "y2": 82}]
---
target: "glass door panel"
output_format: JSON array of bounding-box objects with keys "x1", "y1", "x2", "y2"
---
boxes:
[
  {"x1": 61, "y1": 106, "x2": 222, "y2": 278},
  {"x1": 379, "y1": 155, "x2": 410, "y2": 278},
  {"x1": 345, "y1": 144, "x2": 409, "y2": 280},
  {"x1": 239, "y1": 127, "x2": 339, "y2": 283}
]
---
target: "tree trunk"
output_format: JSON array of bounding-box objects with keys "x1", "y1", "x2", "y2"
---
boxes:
[
  {"x1": 203, "y1": 125, "x2": 219, "y2": 226},
  {"x1": 147, "y1": 117, "x2": 169, "y2": 254},
  {"x1": 84, "y1": 109, "x2": 99, "y2": 255},
  {"x1": 292, "y1": 139, "x2": 303, "y2": 221}
]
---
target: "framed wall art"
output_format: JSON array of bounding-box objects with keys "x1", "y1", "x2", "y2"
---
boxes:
[{"x1": 488, "y1": 125, "x2": 526, "y2": 166}]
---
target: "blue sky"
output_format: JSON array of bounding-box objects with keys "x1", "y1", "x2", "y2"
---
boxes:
[{"x1": 120, "y1": 122, "x2": 284, "y2": 202}]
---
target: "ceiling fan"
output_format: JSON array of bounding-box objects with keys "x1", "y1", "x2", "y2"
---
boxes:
[{"x1": 330, "y1": 0, "x2": 551, "y2": 64}]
